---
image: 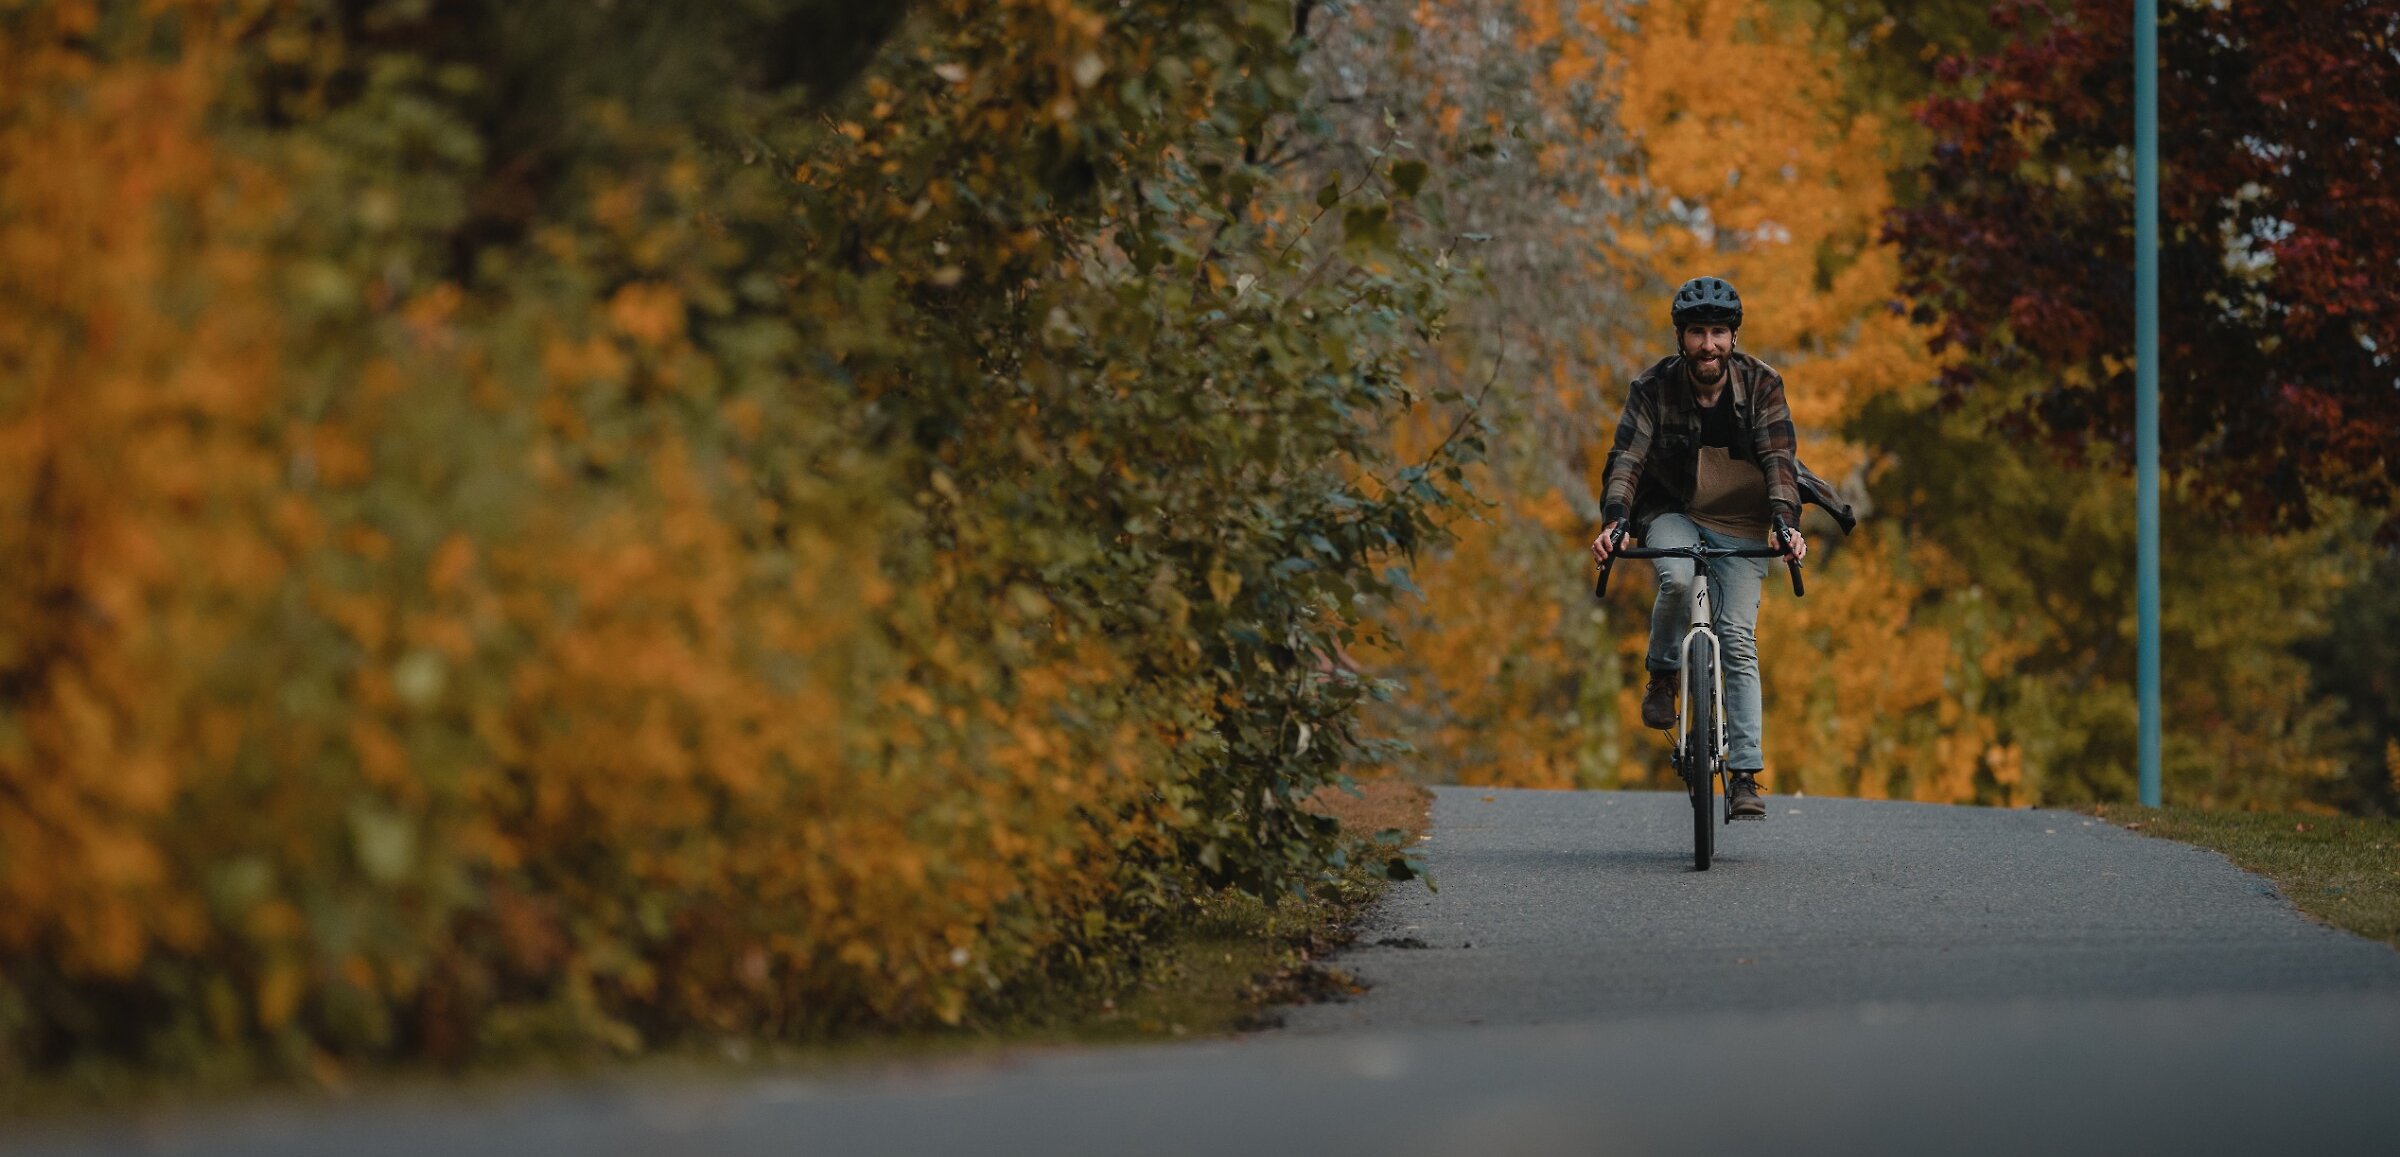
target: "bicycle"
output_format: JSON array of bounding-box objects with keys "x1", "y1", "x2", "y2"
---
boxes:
[{"x1": 1595, "y1": 525, "x2": 1804, "y2": 870}]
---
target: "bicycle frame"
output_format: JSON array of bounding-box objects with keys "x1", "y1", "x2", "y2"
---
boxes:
[{"x1": 1675, "y1": 572, "x2": 1729, "y2": 776}]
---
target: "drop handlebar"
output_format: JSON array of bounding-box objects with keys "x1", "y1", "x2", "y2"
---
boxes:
[{"x1": 1593, "y1": 535, "x2": 1804, "y2": 600}]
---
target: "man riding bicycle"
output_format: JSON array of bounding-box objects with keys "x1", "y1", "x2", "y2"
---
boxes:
[{"x1": 1587, "y1": 276, "x2": 1847, "y2": 819}]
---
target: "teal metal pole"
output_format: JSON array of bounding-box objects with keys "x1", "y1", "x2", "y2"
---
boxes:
[{"x1": 2135, "y1": 0, "x2": 2163, "y2": 808}]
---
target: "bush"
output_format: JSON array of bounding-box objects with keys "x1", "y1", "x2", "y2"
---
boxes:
[{"x1": 0, "y1": 0, "x2": 1473, "y2": 1079}]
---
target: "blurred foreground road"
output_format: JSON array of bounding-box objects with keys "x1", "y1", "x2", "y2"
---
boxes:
[{"x1": 14, "y1": 788, "x2": 2400, "y2": 1156}]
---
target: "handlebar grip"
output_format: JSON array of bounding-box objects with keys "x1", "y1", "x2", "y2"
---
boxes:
[
  {"x1": 1593, "y1": 526, "x2": 1626, "y2": 599},
  {"x1": 1769, "y1": 517, "x2": 1805, "y2": 597}
]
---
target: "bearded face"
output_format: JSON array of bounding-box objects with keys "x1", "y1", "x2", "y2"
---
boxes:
[{"x1": 1679, "y1": 323, "x2": 1735, "y2": 383}]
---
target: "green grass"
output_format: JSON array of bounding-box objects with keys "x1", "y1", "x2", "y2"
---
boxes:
[
  {"x1": 1010, "y1": 867, "x2": 1387, "y2": 1040},
  {"x1": 2090, "y1": 804, "x2": 2400, "y2": 949},
  {"x1": 985, "y1": 779, "x2": 1430, "y2": 1042}
]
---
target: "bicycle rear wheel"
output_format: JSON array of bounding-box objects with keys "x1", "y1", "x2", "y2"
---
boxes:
[{"x1": 1684, "y1": 648, "x2": 1719, "y2": 871}]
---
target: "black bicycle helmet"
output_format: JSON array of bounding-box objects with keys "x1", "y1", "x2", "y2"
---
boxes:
[{"x1": 1670, "y1": 276, "x2": 1743, "y2": 328}]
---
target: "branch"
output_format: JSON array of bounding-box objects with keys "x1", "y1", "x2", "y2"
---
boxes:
[{"x1": 1418, "y1": 346, "x2": 1504, "y2": 472}]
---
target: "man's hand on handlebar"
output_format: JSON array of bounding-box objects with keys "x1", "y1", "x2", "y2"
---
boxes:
[
  {"x1": 1595, "y1": 521, "x2": 1802, "y2": 564},
  {"x1": 1769, "y1": 517, "x2": 1809, "y2": 598},
  {"x1": 1589, "y1": 521, "x2": 1626, "y2": 567}
]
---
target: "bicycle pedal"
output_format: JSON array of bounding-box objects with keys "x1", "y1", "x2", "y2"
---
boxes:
[{"x1": 1728, "y1": 813, "x2": 1766, "y2": 822}]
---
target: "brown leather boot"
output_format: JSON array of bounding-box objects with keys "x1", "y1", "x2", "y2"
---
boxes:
[
  {"x1": 1641, "y1": 671, "x2": 1677, "y2": 730},
  {"x1": 1728, "y1": 771, "x2": 1766, "y2": 817}
]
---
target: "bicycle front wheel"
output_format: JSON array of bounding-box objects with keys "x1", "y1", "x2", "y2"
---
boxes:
[{"x1": 1685, "y1": 648, "x2": 1718, "y2": 871}]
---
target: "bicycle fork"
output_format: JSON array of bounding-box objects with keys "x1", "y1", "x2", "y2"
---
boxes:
[{"x1": 1673, "y1": 573, "x2": 1729, "y2": 779}]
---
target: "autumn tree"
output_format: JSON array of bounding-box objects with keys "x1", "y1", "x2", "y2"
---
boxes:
[
  {"x1": 1296, "y1": 0, "x2": 1652, "y2": 787},
  {"x1": 1343, "y1": 0, "x2": 2367, "y2": 810},
  {"x1": 1890, "y1": 0, "x2": 2400, "y2": 532}
]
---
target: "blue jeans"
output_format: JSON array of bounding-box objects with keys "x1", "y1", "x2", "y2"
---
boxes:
[{"x1": 1642, "y1": 513, "x2": 1769, "y2": 772}]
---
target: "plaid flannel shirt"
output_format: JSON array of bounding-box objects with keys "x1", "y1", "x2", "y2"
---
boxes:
[{"x1": 1600, "y1": 352, "x2": 1801, "y2": 533}]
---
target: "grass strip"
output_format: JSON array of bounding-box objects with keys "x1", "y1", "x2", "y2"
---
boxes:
[
  {"x1": 2090, "y1": 804, "x2": 2400, "y2": 949},
  {"x1": 1005, "y1": 778, "x2": 1436, "y2": 1039}
]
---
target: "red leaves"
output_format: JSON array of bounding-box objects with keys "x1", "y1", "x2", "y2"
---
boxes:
[
  {"x1": 2278, "y1": 382, "x2": 2344, "y2": 432},
  {"x1": 1891, "y1": 0, "x2": 2400, "y2": 533}
]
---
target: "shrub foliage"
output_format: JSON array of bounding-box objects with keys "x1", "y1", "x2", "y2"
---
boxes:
[{"x1": 0, "y1": 0, "x2": 1473, "y2": 1076}]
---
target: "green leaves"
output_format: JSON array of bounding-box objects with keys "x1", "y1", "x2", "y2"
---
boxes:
[
  {"x1": 1376, "y1": 829, "x2": 1431, "y2": 888},
  {"x1": 1342, "y1": 202, "x2": 1396, "y2": 253}
]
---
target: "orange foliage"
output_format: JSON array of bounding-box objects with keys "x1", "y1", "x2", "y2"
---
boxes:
[
  {"x1": 1611, "y1": 0, "x2": 2013, "y2": 801},
  {"x1": 1373, "y1": 0, "x2": 2026, "y2": 804},
  {"x1": 0, "y1": 1, "x2": 274, "y2": 980},
  {"x1": 0, "y1": 0, "x2": 1255, "y2": 1072}
]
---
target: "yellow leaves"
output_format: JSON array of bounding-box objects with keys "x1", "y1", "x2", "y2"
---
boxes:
[
  {"x1": 428, "y1": 534, "x2": 477, "y2": 595},
  {"x1": 1206, "y1": 558, "x2": 1243, "y2": 604},
  {"x1": 0, "y1": 0, "x2": 1446, "y2": 1072},
  {"x1": 402, "y1": 283, "x2": 464, "y2": 350},
  {"x1": 1546, "y1": 39, "x2": 1600, "y2": 91},
  {"x1": 73, "y1": 905, "x2": 150, "y2": 980},
  {"x1": 1010, "y1": 721, "x2": 1056, "y2": 760},
  {"x1": 113, "y1": 752, "x2": 177, "y2": 815},
  {"x1": 350, "y1": 720, "x2": 410, "y2": 788},
  {"x1": 1376, "y1": 0, "x2": 2001, "y2": 806},
  {"x1": 606, "y1": 282, "x2": 686, "y2": 348},
  {"x1": 1986, "y1": 743, "x2": 2028, "y2": 807},
  {"x1": 83, "y1": 826, "x2": 167, "y2": 890},
  {"x1": 928, "y1": 983, "x2": 970, "y2": 1027},
  {"x1": 299, "y1": 422, "x2": 372, "y2": 489},
  {"x1": 722, "y1": 396, "x2": 765, "y2": 444},
  {"x1": 1579, "y1": 0, "x2": 2008, "y2": 798},
  {"x1": 255, "y1": 961, "x2": 305, "y2": 1031},
  {"x1": 540, "y1": 333, "x2": 629, "y2": 390},
  {"x1": 1615, "y1": 0, "x2": 1920, "y2": 355},
  {"x1": 888, "y1": 682, "x2": 940, "y2": 717}
]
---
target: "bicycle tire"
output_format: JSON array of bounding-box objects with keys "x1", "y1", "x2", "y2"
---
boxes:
[{"x1": 1685, "y1": 646, "x2": 1718, "y2": 871}]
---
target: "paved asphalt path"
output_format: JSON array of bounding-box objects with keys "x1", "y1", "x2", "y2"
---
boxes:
[
  {"x1": 1289, "y1": 786, "x2": 2400, "y2": 1027},
  {"x1": 13, "y1": 788, "x2": 2400, "y2": 1156}
]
